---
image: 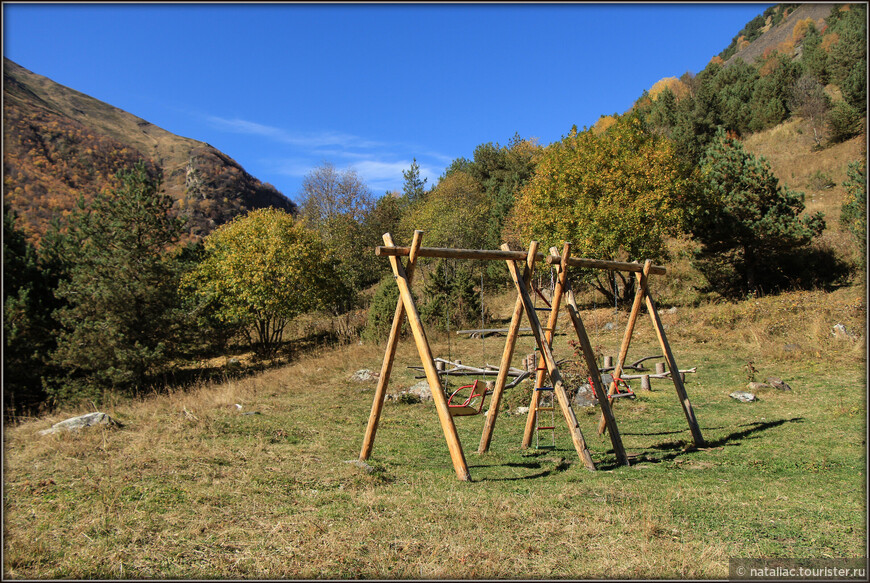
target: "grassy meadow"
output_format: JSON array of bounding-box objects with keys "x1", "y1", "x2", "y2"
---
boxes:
[{"x1": 3, "y1": 276, "x2": 866, "y2": 579}]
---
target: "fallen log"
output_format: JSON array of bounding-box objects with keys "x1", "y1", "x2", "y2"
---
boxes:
[{"x1": 621, "y1": 367, "x2": 697, "y2": 380}]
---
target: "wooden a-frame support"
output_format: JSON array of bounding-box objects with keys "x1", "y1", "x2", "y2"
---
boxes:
[
  {"x1": 359, "y1": 232, "x2": 703, "y2": 481},
  {"x1": 579, "y1": 258, "x2": 705, "y2": 446}
]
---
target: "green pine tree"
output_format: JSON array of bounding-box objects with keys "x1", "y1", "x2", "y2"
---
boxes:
[
  {"x1": 692, "y1": 128, "x2": 825, "y2": 297},
  {"x1": 47, "y1": 161, "x2": 188, "y2": 404},
  {"x1": 3, "y1": 207, "x2": 65, "y2": 414}
]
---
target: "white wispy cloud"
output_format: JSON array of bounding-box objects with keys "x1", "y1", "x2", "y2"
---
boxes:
[
  {"x1": 203, "y1": 113, "x2": 449, "y2": 195},
  {"x1": 205, "y1": 115, "x2": 384, "y2": 149}
]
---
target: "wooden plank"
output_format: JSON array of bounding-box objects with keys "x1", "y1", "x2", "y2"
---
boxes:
[
  {"x1": 545, "y1": 253, "x2": 667, "y2": 275},
  {"x1": 639, "y1": 273, "x2": 706, "y2": 448},
  {"x1": 360, "y1": 230, "x2": 423, "y2": 461},
  {"x1": 478, "y1": 242, "x2": 538, "y2": 454},
  {"x1": 384, "y1": 233, "x2": 472, "y2": 481},
  {"x1": 376, "y1": 244, "x2": 666, "y2": 274},
  {"x1": 505, "y1": 248, "x2": 597, "y2": 471},
  {"x1": 521, "y1": 244, "x2": 568, "y2": 448},
  {"x1": 598, "y1": 259, "x2": 652, "y2": 435},
  {"x1": 560, "y1": 250, "x2": 629, "y2": 467}
]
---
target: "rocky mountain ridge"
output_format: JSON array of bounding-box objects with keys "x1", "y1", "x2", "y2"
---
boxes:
[{"x1": 3, "y1": 57, "x2": 296, "y2": 244}]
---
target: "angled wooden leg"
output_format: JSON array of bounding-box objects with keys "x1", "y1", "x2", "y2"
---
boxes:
[
  {"x1": 506, "y1": 248, "x2": 596, "y2": 471},
  {"x1": 640, "y1": 274, "x2": 705, "y2": 448},
  {"x1": 521, "y1": 245, "x2": 567, "y2": 449},
  {"x1": 598, "y1": 260, "x2": 652, "y2": 435},
  {"x1": 478, "y1": 242, "x2": 538, "y2": 454},
  {"x1": 383, "y1": 233, "x2": 472, "y2": 481},
  {"x1": 360, "y1": 231, "x2": 424, "y2": 461}
]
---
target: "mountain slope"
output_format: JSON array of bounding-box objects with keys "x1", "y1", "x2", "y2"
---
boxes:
[
  {"x1": 724, "y1": 3, "x2": 834, "y2": 67},
  {"x1": 3, "y1": 58, "x2": 296, "y2": 244}
]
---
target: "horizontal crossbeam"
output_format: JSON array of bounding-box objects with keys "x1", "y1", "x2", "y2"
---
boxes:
[{"x1": 375, "y1": 245, "x2": 666, "y2": 274}]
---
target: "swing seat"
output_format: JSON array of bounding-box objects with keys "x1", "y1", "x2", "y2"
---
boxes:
[
  {"x1": 592, "y1": 374, "x2": 636, "y2": 400},
  {"x1": 447, "y1": 380, "x2": 489, "y2": 417}
]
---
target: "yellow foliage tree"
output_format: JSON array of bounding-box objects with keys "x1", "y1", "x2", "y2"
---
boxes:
[
  {"x1": 509, "y1": 114, "x2": 694, "y2": 304},
  {"x1": 592, "y1": 115, "x2": 617, "y2": 135},
  {"x1": 648, "y1": 77, "x2": 690, "y2": 102},
  {"x1": 181, "y1": 208, "x2": 349, "y2": 357}
]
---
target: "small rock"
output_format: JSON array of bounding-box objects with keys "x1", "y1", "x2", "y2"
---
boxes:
[
  {"x1": 514, "y1": 406, "x2": 530, "y2": 415},
  {"x1": 603, "y1": 322, "x2": 617, "y2": 332},
  {"x1": 783, "y1": 343, "x2": 802, "y2": 352},
  {"x1": 730, "y1": 391, "x2": 756, "y2": 403},
  {"x1": 350, "y1": 369, "x2": 378, "y2": 382},
  {"x1": 242, "y1": 411, "x2": 262, "y2": 416},
  {"x1": 766, "y1": 377, "x2": 792, "y2": 391},
  {"x1": 667, "y1": 306, "x2": 678, "y2": 314},
  {"x1": 406, "y1": 380, "x2": 433, "y2": 402},
  {"x1": 572, "y1": 383, "x2": 599, "y2": 407},
  {"x1": 832, "y1": 323, "x2": 857, "y2": 340},
  {"x1": 747, "y1": 381, "x2": 772, "y2": 391},
  {"x1": 38, "y1": 412, "x2": 123, "y2": 435},
  {"x1": 343, "y1": 459, "x2": 375, "y2": 473}
]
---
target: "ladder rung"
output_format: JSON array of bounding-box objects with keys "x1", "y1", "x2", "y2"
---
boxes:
[
  {"x1": 533, "y1": 307, "x2": 551, "y2": 311},
  {"x1": 535, "y1": 386, "x2": 555, "y2": 391},
  {"x1": 536, "y1": 407, "x2": 555, "y2": 412}
]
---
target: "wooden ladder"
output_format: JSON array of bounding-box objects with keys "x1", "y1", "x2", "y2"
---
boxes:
[{"x1": 534, "y1": 385, "x2": 556, "y2": 449}]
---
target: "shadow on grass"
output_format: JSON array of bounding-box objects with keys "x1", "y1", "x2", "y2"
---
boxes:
[
  {"x1": 593, "y1": 418, "x2": 806, "y2": 470},
  {"x1": 641, "y1": 417, "x2": 806, "y2": 464},
  {"x1": 470, "y1": 452, "x2": 573, "y2": 481}
]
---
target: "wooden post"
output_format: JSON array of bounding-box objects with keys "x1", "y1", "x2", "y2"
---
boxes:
[
  {"x1": 560, "y1": 247, "x2": 629, "y2": 467},
  {"x1": 598, "y1": 260, "x2": 652, "y2": 435},
  {"x1": 656, "y1": 362, "x2": 666, "y2": 375},
  {"x1": 384, "y1": 232, "x2": 472, "y2": 481},
  {"x1": 506, "y1": 244, "x2": 597, "y2": 471},
  {"x1": 641, "y1": 375, "x2": 651, "y2": 391},
  {"x1": 603, "y1": 356, "x2": 613, "y2": 368},
  {"x1": 478, "y1": 242, "x2": 538, "y2": 454},
  {"x1": 360, "y1": 230, "x2": 424, "y2": 461},
  {"x1": 521, "y1": 245, "x2": 568, "y2": 449},
  {"x1": 638, "y1": 272, "x2": 705, "y2": 448}
]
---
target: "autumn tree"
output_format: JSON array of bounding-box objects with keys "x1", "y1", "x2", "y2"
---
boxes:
[
  {"x1": 692, "y1": 128, "x2": 825, "y2": 297},
  {"x1": 510, "y1": 114, "x2": 694, "y2": 305},
  {"x1": 47, "y1": 162, "x2": 188, "y2": 404},
  {"x1": 788, "y1": 74, "x2": 830, "y2": 146},
  {"x1": 181, "y1": 208, "x2": 349, "y2": 358},
  {"x1": 297, "y1": 163, "x2": 378, "y2": 295}
]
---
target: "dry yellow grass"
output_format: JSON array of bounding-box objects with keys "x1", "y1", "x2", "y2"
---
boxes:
[{"x1": 4, "y1": 272, "x2": 865, "y2": 578}]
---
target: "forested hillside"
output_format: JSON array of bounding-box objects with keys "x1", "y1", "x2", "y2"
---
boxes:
[{"x1": 3, "y1": 3, "x2": 865, "y2": 417}]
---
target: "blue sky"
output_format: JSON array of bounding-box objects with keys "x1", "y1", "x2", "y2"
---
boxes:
[{"x1": 3, "y1": 2, "x2": 772, "y2": 204}]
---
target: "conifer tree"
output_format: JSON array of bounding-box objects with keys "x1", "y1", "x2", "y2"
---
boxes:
[
  {"x1": 48, "y1": 161, "x2": 187, "y2": 403},
  {"x1": 692, "y1": 129, "x2": 825, "y2": 297},
  {"x1": 402, "y1": 158, "x2": 428, "y2": 203}
]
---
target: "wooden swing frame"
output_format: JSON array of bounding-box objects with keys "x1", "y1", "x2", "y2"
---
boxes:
[{"x1": 359, "y1": 231, "x2": 704, "y2": 481}]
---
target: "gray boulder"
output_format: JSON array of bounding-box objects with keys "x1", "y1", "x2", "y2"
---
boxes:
[
  {"x1": 38, "y1": 412, "x2": 123, "y2": 435},
  {"x1": 766, "y1": 377, "x2": 793, "y2": 391},
  {"x1": 832, "y1": 323, "x2": 857, "y2": 340},
  {"x1": 407, "y1": 380, "x2": 433, "y2": 401},
  {"x1": 350, "y1": 369, "x2": 378, "y2": 382},
  {"x1": 729, "y1": 391, "x2": 756, "y2": 403},
  {"x1": 572, "y1": 383, "x2": 599, "y2": 408}
]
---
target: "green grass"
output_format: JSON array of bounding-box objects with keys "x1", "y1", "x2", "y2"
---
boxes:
[{"x1": 3, "y1": 284, "x2": 866, "y2": 579}]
